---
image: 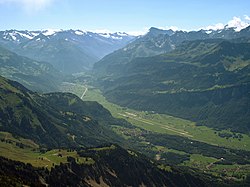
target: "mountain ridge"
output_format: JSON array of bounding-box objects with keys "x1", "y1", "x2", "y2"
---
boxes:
[{"x1": 0, "y1": 45, "x2": 62, "y2": 92}]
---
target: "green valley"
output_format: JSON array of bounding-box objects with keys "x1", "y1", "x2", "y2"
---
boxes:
[
  {"x1": 61, "y1": 82, "x2": 250, "y2": 181},
  {"x1": 62, "y1": 83, "x2": 250, "y2": 151}
]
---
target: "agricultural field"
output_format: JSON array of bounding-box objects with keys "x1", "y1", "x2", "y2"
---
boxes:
[
  {"x1": 182, "y1": 154, "x2": 250, "y2": 180},
  {"x1": 0, "y1": 131, "x2": 94, "y2": 169}
]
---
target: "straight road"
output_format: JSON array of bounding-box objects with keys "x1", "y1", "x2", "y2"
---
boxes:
[
  {"x1": 80, "y1": 85, "x2": 88, "y2": 99},
  {"x1": 118, "y1": 113, "x2": 193, "y2": 137}
]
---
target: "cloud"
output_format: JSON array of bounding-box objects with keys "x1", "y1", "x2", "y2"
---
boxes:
[
  {"x1": 127, "y1": 27, "x2": 149, "y2": 36},
  {"x1": 201, "y1": 16, "x2": 250, "y2": 31},
  {"x1": 244, "y1": 15, "x2": 250, "y2": 21},
  {"x1": 127, "y1": 26, "x2": 181, "y2": 36},
  {"x1": 0, "y1": 0, "x2": 54, "y2": 12},
  {"x1": 93, "y1": 29, "x2": 113, "y2": 34},
  {"x1": 226, "y1": 16, "x2": 249, "y2": 31},
  {"x1": 158, "y1": 26, "x2": 179, "y2": 31},
  {"x1": 166, "y1": 26, "x2": 179, "y2": 31},
  {"x1": 202, "y1": 23, "x2": 224, "y2": 31}
]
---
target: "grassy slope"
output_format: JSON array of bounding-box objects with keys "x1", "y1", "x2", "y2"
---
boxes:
[
  {"x1": 0, "y1": 76, "x2": 126, "y2": 149},
  {"x1": 0, "y1": 132, "x2": 94, "y2": 169}
]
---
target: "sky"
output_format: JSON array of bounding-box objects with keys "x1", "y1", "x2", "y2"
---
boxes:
[{"x1": 0, "y1": 0, "x2": 250, "y2": 35}]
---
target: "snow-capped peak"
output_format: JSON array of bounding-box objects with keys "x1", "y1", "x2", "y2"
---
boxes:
[
  {"x1": 1, "y1": 29, "x2": 134, "y2": 43},
  {"x1": 2, "y1": 30, "x2": 38, "y2": 41}
]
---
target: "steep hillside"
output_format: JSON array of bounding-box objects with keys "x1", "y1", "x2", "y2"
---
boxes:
[
  {"x1": 95, "y1": 40, "x2": 250, "y2": 133},
  {"x1": 0, "y1": 29, "x2": 135, "y2": 73},
  {"x1": 0, "y1": 76, "x2": 124, "y2": 148},
  {"x1": 0, "y1": 144, "x2": 220, "y2": 187},
  {"x1": 0, "y1": 46, "x2": 62, "y2": 92}
]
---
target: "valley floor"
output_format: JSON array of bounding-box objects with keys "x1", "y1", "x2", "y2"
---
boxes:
[{"x1": 60, "y1": 81, "x2": 250, "y2": 181}]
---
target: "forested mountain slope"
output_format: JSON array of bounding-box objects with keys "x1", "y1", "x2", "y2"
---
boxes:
[{"x1": 94, "y1": 40, "x2": 250, "y2": 133}]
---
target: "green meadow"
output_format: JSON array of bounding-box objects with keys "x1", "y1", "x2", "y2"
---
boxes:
[
  {"x1": 0, "y1": 132, "x2": 94, "y2": 169},
  {"x1": 62, "y1": 83, "x2": 250, "y2": 151}
]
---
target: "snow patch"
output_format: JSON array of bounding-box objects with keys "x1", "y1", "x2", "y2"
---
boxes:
[
  {"x1": 99, "y1": 33, "x2": 111, "y2": 38},
  {"x1": 31, "y1": 32, "x2": 40, "y2": 37},
  {"x1": 205, "y1": 30, "x2": 213, "y2": 34},
  {"x1": 75, "y1": 30, "x2": 87, "y2": 35},
  {"x1": 9, "y1": 32, "x2": 17, "y2": 41},
  {"x1": 111, "y1": 36, "x2": 122, "y2": 40},
  {"x1": 18, "y1": 32, "x2": 34, "y2": 39}
]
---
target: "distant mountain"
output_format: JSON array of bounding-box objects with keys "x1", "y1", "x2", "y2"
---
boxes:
[
  {"x1": 94, "y1": 39, "x2": 250, "y2": 133},
  {"x1": 0, "y1": 46, "x2": 62, "y2": 92},
  {"x1": 0, "y1": 29, "x2": 135, "y2": 73},
  {"x1": 94, "y1": 26, "x2": 250, "y2": 76}
]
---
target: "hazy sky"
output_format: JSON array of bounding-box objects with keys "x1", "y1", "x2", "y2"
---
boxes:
[{"x1": 0, "y1": 0, "x2": 249, "y2": 34}]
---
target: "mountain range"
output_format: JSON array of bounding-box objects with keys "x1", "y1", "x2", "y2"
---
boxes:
[
  {"x1": 94, "y1": 26, "x2": 250, "y2": 76},
  {"x1": 0, "y1": 29, "x2": 135, "y2": 73}
]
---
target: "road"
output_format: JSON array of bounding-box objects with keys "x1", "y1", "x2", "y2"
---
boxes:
[
  {"x1": 118, "y1": 113, "x2": 193, "y2": 137},
  {"x1": 61, "y1": 82, "x2": 88, "y2": 99},
  {"x1": 80, "y1": 85, "x2": 88, "y2": 99}
]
